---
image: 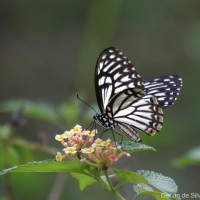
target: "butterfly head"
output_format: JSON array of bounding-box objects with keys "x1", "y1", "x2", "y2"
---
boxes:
[{"x1": 93, "y1": 114, "x2": 116, "y2": 129}]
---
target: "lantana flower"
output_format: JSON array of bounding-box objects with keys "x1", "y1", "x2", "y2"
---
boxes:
[
  {"x1": 81, "y1": 139, "x2": 130, "y2": 169},
  {"x1": 55, "y1": 124, "x2": 130, "y2": 169},
  {"x1": 55, "y1": 124, "x2": 95, "y2": 160}
]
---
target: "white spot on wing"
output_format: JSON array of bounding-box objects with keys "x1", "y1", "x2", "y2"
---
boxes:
[
  {"x1": 110, "y1": 55, "x2": 115, "y2": 59},
  {"x1": 99, "y1": 61, "x2": 104, "y2": 70},
  {"x1": 103, "y1": 61, "x2": 115, "y2": 72},
  {"x1": 154, "y1": 92, "x2": 166, "y2": 97},
  {"x1": 124, "y1": 68, "x2": 130, "y2": 73},
  {"x1": 109, "y1": 64, "x2": 122, "y2": 73},
  {"x1": 113, "y1": 72, "x2": 121, "y2": 80},
  {"x1": 158, "y1": 97, "x2": 166, "y2": 101},
  {"x1": 115, "y1": 82, "x2": 122, "y2": 87},
  {"x1": 115, "y1": 85, "x2": 128, "y2": 93},
  {"x1": 123, "y1": 60, "x2": 128, "y2": 65},
  {"x1": 99, "y1": 76, "x2": 105, "y2": 86},
  {"x1": 101, "y1": 54, "x2": 107, "y2": 60},
  {"x1": 121, "y1": 75, "x2": 130, "y2": 82},
  {"x1": 128, "y1": 82, "x2": 135, "y2": 88},
  {"x1": 105, "y1": 77, "x2": 112, "y2": 84},
  {"x1": 103, "y1": 85, "x2": 112, "y2": 109},
  {"x1": 132, "y1": 74, "x2": 136, "y2": 78},
  {"x1": 145, "y1": 83, "x2": 165, "y2": 88}
]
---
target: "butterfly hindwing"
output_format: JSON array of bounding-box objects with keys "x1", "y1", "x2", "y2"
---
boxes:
[
  {"x1": 106, "y1": 90, "x2": 163, "y2": 136},
  {"x1": 117, "y1": 123, "x2": 142, "y2": 142},
  {"x1": 144, "y1": 74, "x2": 183, "y2": 108}
]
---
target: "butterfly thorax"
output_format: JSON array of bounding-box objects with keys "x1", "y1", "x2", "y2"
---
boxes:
[{"x1": 93, "y1": 114, "x2": 117, "y2": 129}]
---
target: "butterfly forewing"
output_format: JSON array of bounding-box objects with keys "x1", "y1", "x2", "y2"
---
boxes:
[
  {"x1": 95, "y1": 47, "x2": 144, "y2": 113},
  {"x1": 144, "y1": 74, "x2": 183, "y2": 108}
]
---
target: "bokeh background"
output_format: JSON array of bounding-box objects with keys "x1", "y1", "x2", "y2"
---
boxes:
[{"x1": 0, "y1": 0, "x2": 200, "y2": 199}]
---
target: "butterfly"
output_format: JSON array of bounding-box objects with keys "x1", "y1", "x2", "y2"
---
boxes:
[{"x1": 93, "y1": 47, "x2": 183, "y2": 142}]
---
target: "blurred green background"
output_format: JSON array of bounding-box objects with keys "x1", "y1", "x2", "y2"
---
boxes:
[{"x1": 0, "y1": 0, "x2": 200, "y2": 199}]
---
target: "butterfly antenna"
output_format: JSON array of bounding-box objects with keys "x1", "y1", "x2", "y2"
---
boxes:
[{"x1": 76, "y1": 94, "x2": 97, "y2": 114}]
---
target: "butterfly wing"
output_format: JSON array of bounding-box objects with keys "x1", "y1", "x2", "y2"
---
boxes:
[
  {"x1": 94, "y1": 47, "x2": 182, "y2": 142},
  {"x1": 144, "y1": 74, "x2": 183, "y2": 108},
  {"x1": 95, "y1": 47, "x2": 144, "y2": 113},
  {"x1": 106, "y1": 89, "x2": 163, "y2": 140}
]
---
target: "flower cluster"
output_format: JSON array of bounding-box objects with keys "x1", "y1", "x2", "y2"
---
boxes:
[
  {"x1": 55, "y1": 124, "x2": 95, "y2": 160},
  {"x1": 81, "y1": 138, "x2": 130, "y2": 169},
  {"x1": 55, "y1": 124, "x2": 130, "y2": 169}
]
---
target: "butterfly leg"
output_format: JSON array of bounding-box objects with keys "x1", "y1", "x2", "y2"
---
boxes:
[
  {"x1": 99, "y1": 128, "x2": 110, "y2": 138},
  {"x1": 111, "y1": 129, "x2": 124, "y2": 146},
  {"x1": 98, "y1": 128, "x2": 122, "y2": 147},
  {"x1": 86, "y1": 121, "x2": 95, "y2": 130},
  {"x1": 85, "y1": 121, "x2": 99, "y2": 142}
]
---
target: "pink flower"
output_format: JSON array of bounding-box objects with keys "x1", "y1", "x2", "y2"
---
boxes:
[
  {"x1": 55, "y1": 124, "x2": 130, "y2": 168},
  {"x1": 55, "y1": 124, "x2": 95, "y2": 160},
  {"x1": 81, "y1": 139, "x2": 130, "y2": 169}
]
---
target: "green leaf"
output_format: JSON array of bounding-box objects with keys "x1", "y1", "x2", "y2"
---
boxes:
[
  {"x1": 136, "y1": 191, "x2": 170, "y2": 200},
  {"x1": 133, "y1": 183, "x2": 154, "y2": 194},
  {"x1": 136, "y1": 170, "x2": 178, "y2": 194},
  {"x1": 173, "y1": 146, "x2": 200, "y2": 168},
  {"x1": 133, "y1": 183, "x2": 179, "y2": 200},
  {"x1": 71, "y1": 173, "x2": 97, "y2": 190},
  {"x1": 0, "y1": 160, "x2": 96, "y2": 175},
  {"x1": 121, "y1": 141, "x2": 156, "y2": 153},
  {"x1": 115, "y1": 169, "x2": 178, "y2": 198},
  {"x1": 114, "y1": 169, "x2": 147, "y2": 184},
  {"x1": 0, "y1": 100, "x2": 60, "y2": 125}
]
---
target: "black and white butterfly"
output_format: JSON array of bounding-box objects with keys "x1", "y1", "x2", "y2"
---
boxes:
[{"x1": 93, "y1": 47, "x2": 183, "y2": 142}]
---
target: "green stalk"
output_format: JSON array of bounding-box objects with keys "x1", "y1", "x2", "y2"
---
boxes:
[
  {"x1": 102, "y1": 169, "x2": 125, "y2": 200},
  {"x1": 2, "y1": 136, "x2": 15, "y2": 200}
]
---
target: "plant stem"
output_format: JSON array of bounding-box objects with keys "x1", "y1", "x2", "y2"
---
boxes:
[
  {"x1": 102, "y1": 169, "x2": 125, "y2": 200},
  {"x1": 4, "y1": 173, "x2": 15, "y2": 200},
  {"x1": 48, "y1": 173, "x2": 68, "y2": 200},
  {"x1": 2, "y1": 141, "x2": 15, "y2": 200}
]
